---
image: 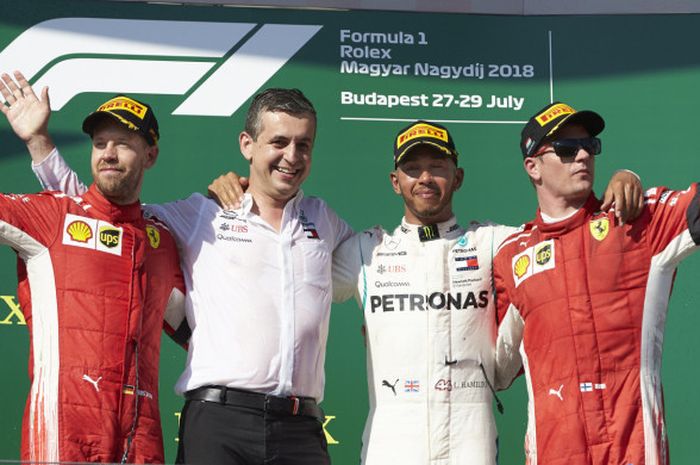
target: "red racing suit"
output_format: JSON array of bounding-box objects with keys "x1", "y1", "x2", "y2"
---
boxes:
[
  {"x1": 0, "y1": 185, "x2": 185, "y2": 463},
  {"x1": 493, "y1": 186, "x2": 700, "y2": 465}
]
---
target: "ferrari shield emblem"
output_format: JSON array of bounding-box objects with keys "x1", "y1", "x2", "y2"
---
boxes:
[
  {"x1": 589, "y1": 218, "x2": 609, "y2": 241},
  {"x1": 146, "y1": 225, "x2": 161, "y2": 249}
]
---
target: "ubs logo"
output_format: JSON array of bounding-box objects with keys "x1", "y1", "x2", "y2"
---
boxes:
[{"x1": 377, "y1": 264, "x2": 406, "y2": 274}]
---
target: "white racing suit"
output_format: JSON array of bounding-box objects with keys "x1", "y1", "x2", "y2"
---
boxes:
[{"x1": 333, "y1": 217, "x2": 517, "y2": 465}]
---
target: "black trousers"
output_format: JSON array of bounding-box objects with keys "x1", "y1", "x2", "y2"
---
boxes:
[{"x1": 175, "y1": 399, "x2": 330, "y2": 465}]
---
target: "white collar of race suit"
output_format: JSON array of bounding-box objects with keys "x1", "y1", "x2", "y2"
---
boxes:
[{"x1": 398, "y1": 216, "x2": 463, "y2": 242}]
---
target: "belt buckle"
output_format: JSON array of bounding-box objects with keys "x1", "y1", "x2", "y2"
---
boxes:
[
  {"x1": 290, "y1": 396, "x2": 300, "y2": 415},
  {"x1": 218, "y1": 386, "x2": 227, "y2": 404}
]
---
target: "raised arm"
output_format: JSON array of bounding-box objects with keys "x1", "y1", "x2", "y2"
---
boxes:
[
  {"x1": 1, "y1": 70, "x2": 87, "y2": 195},
  {"x1": 0, "y1": 71, "x2": 54, "y2": 164},
  {"x1": 207, "y1": 171, "x2": 249, "y2": 210},
  {"x1": 600, "y1": 169, "x2": 644, "y2": 224}
]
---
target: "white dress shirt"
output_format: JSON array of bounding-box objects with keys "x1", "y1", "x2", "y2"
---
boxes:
[{"x1": 32, "y1": 149, "x2": 353, "y2": 401}]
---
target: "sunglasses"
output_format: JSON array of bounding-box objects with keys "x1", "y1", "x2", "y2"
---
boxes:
[{"x1": 534, "y1": 137, "x2": 602, "y2": 158}]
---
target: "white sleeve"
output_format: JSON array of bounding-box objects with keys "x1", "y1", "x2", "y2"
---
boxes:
[
  {"x1": 322, "y1": 202, "x2": 354, "y2": 251},
  {"x1": 494, "y1": 304, "x2": 525, "y2": 390},
  {"x1": 332, "y1": 228, "x2": 382, "y2": 305},
  {"x1": 332, "y1": 233, "x2": 362, "y2": 303},
  {"x1": 31, "y1": 148, "x2": 88, "y2": 196},
  {"x1": 145, "y1": 193, "x2": 211, "y2": 250},
  {"x1": 484, "y1": 222, "x2": 522, "y2": 250}
]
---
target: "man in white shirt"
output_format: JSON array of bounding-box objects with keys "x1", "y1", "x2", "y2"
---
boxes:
[
  {"x1": 7, "y1": 70, "x2": 352, "y2": 465},
  {"x1": 209, "y1": 120, "x2": 643, "y2": 465}
]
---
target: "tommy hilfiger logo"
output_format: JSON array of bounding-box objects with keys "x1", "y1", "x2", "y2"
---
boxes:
[{"x1": 300, "y1": 210, "x2": 320, "y2": 239}]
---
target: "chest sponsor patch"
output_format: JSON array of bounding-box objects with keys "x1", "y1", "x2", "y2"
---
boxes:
[
  {"x1": 455, "y1": 255, "x2": 479, "y2": 271},
  {"x1": 512, "y1": 239, "x2": 555, "y2": 287},
  {"x1": 63, "y1": 214, "x2": 123, "y2": 256}
]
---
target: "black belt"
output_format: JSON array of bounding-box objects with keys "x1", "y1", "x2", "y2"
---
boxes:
[{"x1": 185, "y1": 385, "x2": 324, "y2": 420}]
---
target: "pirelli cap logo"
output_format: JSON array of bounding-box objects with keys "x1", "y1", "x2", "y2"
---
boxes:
[
  {"x1": 146, "y1": 225, "x2": 160, "y2": 249},
  {"x1": 97, "y1": 96, "x2": 147, "y2": 120},
  {"x1": 62, "y1": 214, "x2": 123, "y2": 256},
  {"x1": 535, "y1": 103, "x2": 575, "y2": 126},
  {"x1": 589, "y1": 217, "x2": 610, "y2": 241},
  {"x1": 396, "y1": 123, "x2": 448, "y2": 148},
  {"x1": 512, "y1": 239, "x2": 556, "y2": 287}
]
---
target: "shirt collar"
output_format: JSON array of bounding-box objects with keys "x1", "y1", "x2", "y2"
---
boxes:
[
  {"x1": 399, "y1": 216, "x2": 463, "y2": 242},
  {"x1": 237, "y1": 189, "x2": 305, "y2": 217},
  {"x1": 82, "y1": 183, "x2": 142, "y2": 223},
  {"x1": 535, "y1": 193, "x2": 601, "y2": 235}
]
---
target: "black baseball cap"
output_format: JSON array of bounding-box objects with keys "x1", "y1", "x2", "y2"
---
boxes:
[
  {"x1": 82, "y1": 95, "x2": 160, "y2": 146},
  {"x1": 520, "y1": 102, "x2": 604, "y2": 157},
  {"x1": 393, "y1": 120, "x2": 458, "y2": 167}
]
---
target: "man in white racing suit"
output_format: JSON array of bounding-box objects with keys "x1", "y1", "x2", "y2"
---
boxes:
[
  {"x1": 327, "y1": 120, "x2": 644, "y2": 465},
  {"x1": 331, "y1": 121, "x2": 516, "y2": 465}
]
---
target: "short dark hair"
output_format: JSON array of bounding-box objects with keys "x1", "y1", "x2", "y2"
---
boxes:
[{"x1": 244, "y1": 88, "x2": 317, "y2": 140}]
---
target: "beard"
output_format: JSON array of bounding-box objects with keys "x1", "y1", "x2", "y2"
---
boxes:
[{"x1": 93, "y1": 166, "x2": 142, "y2": 205}]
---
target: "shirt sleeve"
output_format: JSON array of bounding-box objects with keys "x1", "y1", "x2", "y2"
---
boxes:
[
  {"x1": 332, "y1": 227, "x2": 382, "y2": 305},
  {"x1": 0, "y1": 193, "x2": 62, "y2": 259},
  {"x1": 643, "y1": 183, "x2": 700, "y2": 267},
  {"x1": 332, "y1": 233, "x2": 361, "y2": 303},
  {"x1": 31, "y1": 148, "x2": 89, "y2": 196},
  {"x1": 321, "y1": 202, "x2": 354, "y2": 251},
  {"x1": 145, "y1": 194, "x2": 210, "y2": 250},
  {"x1": 163, "y1": 280, "x2": 189, "y2": 349},
  {"x1": 493, "y1": 247, "x2": 525, "y2": 391}
]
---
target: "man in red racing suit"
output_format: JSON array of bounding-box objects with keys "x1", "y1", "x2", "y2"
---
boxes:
[
  {"x1": 0, "y1": 72, "x2": 185, "y2": 463},
  {"x1": 494, "y1": 102, "x2": 697, "y2": 465}
]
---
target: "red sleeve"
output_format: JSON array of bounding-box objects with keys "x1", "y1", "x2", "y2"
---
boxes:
[
  {"x1": 159, "y1": 227, "x2": 189, "y2": 349},
  {"x1": 493, "y1": 245, "x2": 525, "y2": 390},
  {"x1": 643, "y1": 184, "x2": 700, "y2": 261},
  {"x1": 0, "y1": 192, "x2": 62, "y2": 257}
]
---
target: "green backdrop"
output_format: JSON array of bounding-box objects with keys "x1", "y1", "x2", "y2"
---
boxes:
[{"x1": 1, "y1": 2, "x2": 700, "y2": 464}]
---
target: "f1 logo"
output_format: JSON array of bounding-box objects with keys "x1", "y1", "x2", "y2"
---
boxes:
[{"x1": 0, "y1": 18, "x2": 322, "y2": 116}]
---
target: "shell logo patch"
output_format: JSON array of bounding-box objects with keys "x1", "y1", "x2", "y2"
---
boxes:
[
  {"x1": 62, "y1": 214, "x2": 123, "y2": 256},
  {"x1": 146, "y1": 225, "x2": 160, "y2": 249},
  {"x1": 67, "y1": 220, "x2": 93, "y2": 243},
  {"x1": 514, "y1": 255, "x2": 530, "y2": 279},
  {"x1": 512, "y1": 239, "x2": 556, "y2": 287},
  {"x1": 590, "y1": 218, "x2": 609, "y2": 241}
]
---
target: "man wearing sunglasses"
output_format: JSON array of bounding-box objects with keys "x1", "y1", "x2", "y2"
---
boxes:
[
  {"x1": 208, "y1": 117, "x2": 643, "y2": 465},
  {"x1": 493, "y1": 101, "x2": 700, "y2": 465}
]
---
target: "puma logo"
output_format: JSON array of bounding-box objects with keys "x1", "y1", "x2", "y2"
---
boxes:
[
  {"x1": 382, "y1": 379, "x2": 399, "y2": 396},
  {"x1": 548, "y1": 384, "x2": 564, "y2": 401},
  {"x1": 82, "y1": 374, "x2": 103, "y2": 392}
]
